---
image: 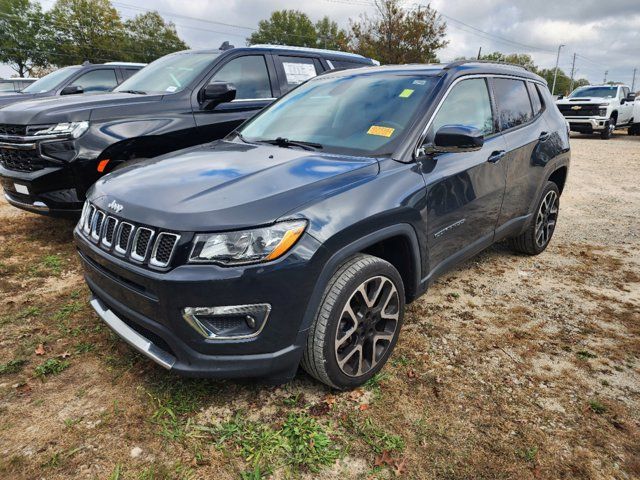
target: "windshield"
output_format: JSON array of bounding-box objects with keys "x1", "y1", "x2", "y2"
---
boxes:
[
  {"x1": 569, "y1": 86, "x2": 618, "y2": 98},
  {"x1": 239, "y1": 72, "x2": 438, "y2": 156},
  {"x1": 114, "y1": 52, "x2": 219, "y2": 94},
  {"x1": 22, "y1": 67, "x2": 81, "y2": 93}
]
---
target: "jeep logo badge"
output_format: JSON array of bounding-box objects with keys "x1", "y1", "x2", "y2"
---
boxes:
[
  {"x1": 108, "y1": 200, "x2": 123, "y2": 213},
  {"x1": 571, "y1": 105, "x2": 582, "y2": 110}
]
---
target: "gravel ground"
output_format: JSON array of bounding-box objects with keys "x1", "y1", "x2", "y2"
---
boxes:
[{"x1": 0, "y1": 132, "x2": 638, "y2": 479}]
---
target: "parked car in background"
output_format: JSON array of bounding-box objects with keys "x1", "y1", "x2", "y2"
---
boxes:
[
  {"x1": 0, "y1": 62, "x2": 145, "y2": 109},
  {"x1": 629, "y1": 101, "x2": 640, "y2": 135},
  {"x1": 556, "y1": 84, "x2": 635, "y2": 139},
  {"x1": 0, "y1": 78, "x2": 37, "y2": 93},
  {"x1": 0, "y1": 45, "x2": 376, "y2": 217},
  {"x1": 75, "y1": 61, "x2": 570, "y2": 388}
]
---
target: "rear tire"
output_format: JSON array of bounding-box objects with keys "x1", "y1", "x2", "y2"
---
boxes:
[
  {"x1": 509, "y1": 181, "x2": 560, "y2": 255},
  {"x1": 301, "y1": 254, "x2": 405, "y2": 390}
]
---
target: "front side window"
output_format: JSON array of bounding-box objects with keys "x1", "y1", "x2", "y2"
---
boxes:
[
  {"x1": 70, "y1": 69, "x2": 118, "y2": 92},
  {"x1": 22, "y1": 66, "x2": 81, "y2": 93},
  {"x1": 209, "y1": 55, "x2": 272, "y2": 100},
  {"x1": 115, "y1": 52, "x2": 219, "y2": 95},
  {"x1": 493, "y1": 78, "x2": 533, "y2": 130},
  {"x1": 239, "y1": 72, "x2": 438, "y2": 156},
  {"x1": 429, "y1": 78, "x2": 494, "y2": 137}
]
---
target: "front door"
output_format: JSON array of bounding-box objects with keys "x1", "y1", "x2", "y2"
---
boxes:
[
  {"x1": 193, "y1": 54, "x2": 278, "y2": 140},
  {"x1": 420, "y1": 77, "x2": 508, "y2": 275}
]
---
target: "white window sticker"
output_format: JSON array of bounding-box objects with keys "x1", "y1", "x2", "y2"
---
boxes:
[
  {"x1": 282, "y1": 62, "x2": 317, "y2": 85},
  {"x1": 166, "y1": 86, "x2": 177, "y2": 93}
]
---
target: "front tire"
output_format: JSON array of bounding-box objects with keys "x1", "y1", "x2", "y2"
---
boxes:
[
  {"x1": 301, "y1": 254, "x2": 405, "y2": 390},
  {"x1": 509, "y1": 181, "x2": 560, "y2": 255},
  {"x1": 600, "y1": 116, "x2": 616, "y2": 139}
]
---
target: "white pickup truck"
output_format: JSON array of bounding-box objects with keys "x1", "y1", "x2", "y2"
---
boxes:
[{"x1": 556, "y1": 84, "x2": 636, "y2": 139}]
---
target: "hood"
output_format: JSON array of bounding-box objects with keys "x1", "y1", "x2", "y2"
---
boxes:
[
  {"x1": 0, "y1": 92, "x2": 38, "y2": 108},
  {"x1": 556, "y1": 97, "x2": 610, "y2": 105},
  {"x1": 89, "y1": 141, "x2": 380, "y2": 232},
  {"x1": 0, "y1": 92, "x2": 162, "y2": 125}
]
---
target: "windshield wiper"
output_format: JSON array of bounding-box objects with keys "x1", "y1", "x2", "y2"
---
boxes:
[
  {"x1": 262, "y1": 137, "x2": 323, "y2": 151},
  {"x1": 119, "y1": 89, "x2": 147, "y2": 95}
]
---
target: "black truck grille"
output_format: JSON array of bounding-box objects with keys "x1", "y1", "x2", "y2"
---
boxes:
[
  {"x1": 557, "y1": 104, "x2": 600, "y2": 117},
  {"x1": 79, "y1": 202, "x2": 181, "y2": 269},
  {"x1": 0, "y1": 148, "x2": 55, "y2": 172},
  {"x1": 0, "y1": 124, "x2": 27, "y2": 136}
]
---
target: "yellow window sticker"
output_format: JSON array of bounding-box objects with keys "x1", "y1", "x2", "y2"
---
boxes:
[
  {"x1": 367, "y1": 125, "x2": 395, "y2": 137},
  {"x1": 399, "y1": 88, "x2": 414, "y2": 98}
]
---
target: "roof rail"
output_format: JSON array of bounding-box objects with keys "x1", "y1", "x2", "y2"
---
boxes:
[
  {"x1": 104, "y1": 62, "x2": 147, "y2": 66},
  {"x1": 444, "y1": 59, "x2": 529, "y2": 71},
  {"x1": 249, "y1": 44, "x2": 370, "y2": 61}
]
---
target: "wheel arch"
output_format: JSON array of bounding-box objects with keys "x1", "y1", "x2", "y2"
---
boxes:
[{"x1": 547, "y1": 165, "x2": 568, "y2": 195}]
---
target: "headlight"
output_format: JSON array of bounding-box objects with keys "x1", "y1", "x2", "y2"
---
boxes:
[
  {"x1": 34, "y1": 121, "x2": 89, "y2": 139},
  {"x1": 189, "y1": 220, "x2": 307, "y2": 265}
]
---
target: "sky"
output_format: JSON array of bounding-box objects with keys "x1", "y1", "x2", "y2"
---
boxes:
[{"x1": 2, "y1": 0, "x2": 639, "y2": 88}]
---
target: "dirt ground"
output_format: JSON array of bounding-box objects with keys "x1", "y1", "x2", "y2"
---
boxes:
[{"x1": 0, "y1": 132, "x2": 638, "y2": 480}]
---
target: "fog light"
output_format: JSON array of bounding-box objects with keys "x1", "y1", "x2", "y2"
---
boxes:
[{"x1": 182, "y1": 304, "x2": 271, "y2": 340}]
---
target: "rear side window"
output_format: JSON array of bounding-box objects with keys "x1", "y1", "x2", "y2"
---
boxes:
[
  {"x1": 70, "y1": 69, "x2": 118, "y2": 92},
  {"x1": 209, "y1": 55, "x2": 273, "y2": 100},
  {"x1": 527, "y1": 82, "x2": 543, "y2": 115},
  {"x1": 329, "y1": 59, "x2": 368, "y2": 70},
  {"x1": 122, "y1": 68, "x2": 140, "y2": 81},
  {"x1": 429, "y1": 78, "x2": 494, "y2": 137},
  {"x1": 277, "y1": 56, "x2": 320, "y2": 93},
  {"x1": 493, "y1": 78, "x2": 534, "y2": 130}
]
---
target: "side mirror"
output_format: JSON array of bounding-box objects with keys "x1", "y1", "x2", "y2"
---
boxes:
[
  {"x1": 556, "y1": 94, "x2": 564, "y2": 100},
  {"x1": 201, "y1": 82, "x2": 236, "y2": 108},
  {"x1": 627, "y1": 93, "x2": 636, "y2": 102},
  {"x1": 61, "y1": 85, "x2": 83, "y2": 95},
  {"x1": 433, "y1": 125, "x2": 484, "y2": 153}
]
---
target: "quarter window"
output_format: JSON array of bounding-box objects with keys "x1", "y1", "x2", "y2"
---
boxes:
[
  {"x1": 493, "y1": 78, "x2": 534, "y2": 130},
  {"x1": 429, "y1": 78, "x2": 494, "y2": 137},
  {"x1": 527, "y1": 82, "x2": 543, "y2": 115},
  {"x1": 209, "y1": 55, "x2": 272, "y2": 100},
  {"x1": 70, "y1": 69, "x2": 118, "y2": 92}
]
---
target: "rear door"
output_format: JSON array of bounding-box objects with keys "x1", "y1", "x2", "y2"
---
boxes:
[
  {"x1": 192, "y1": 53, "x2": 279, "y2": 139},
  {"x1": 273, "y1": 54, "x2": 323, "y2": 95},
  {"x1": 619, "y1": 86, "x2": 633, "y2": 124},
  {"x1": 421, "y1": 76, "x2": 508, "y2": 273},
  {"x1": 494, "y1": 78, "x2": 551, "y2": 227}
]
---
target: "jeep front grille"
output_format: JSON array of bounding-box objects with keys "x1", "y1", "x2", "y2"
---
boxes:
[{"x1": 79, "y1": 202, "x2": 180, "y2": 269}]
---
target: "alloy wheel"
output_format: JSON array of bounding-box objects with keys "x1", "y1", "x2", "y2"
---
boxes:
[
  {"x1": 334, "y1": 275, "x2": 400, "y2": 377},
  {"x1": 535, "y1": 190, "x2": 559, "y2": 248}
]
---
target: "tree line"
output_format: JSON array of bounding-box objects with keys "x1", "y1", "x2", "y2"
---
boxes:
[{"x1": 0, "y1": 0, "x2": 188, "y2": 77}]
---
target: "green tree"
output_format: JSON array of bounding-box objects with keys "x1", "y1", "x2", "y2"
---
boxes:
[
  {"x1": 123, "y1": 12, "x2": 189, "y2": 63},
  {"x1": 349, "y1": 0, "x2": 447, "y2": 64},
  {"x1": 0, "y1": 0, "x2": 52, "y2": 76},
  {"x1": 248, "y1": 10, "x2": 318, "y2": 47},
  {"x1": 49, "y1": 0, "x2": 126, "y2": 65},
  {"x1": 315, "y1": 16, "x2": 349, "y2": 50}
]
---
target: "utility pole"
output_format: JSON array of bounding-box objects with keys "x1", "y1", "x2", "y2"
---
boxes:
[
  {"x1": 603, "y1": 70, "x2": 608, "y2": 84},
  {"x1": 477, "y1": 47, "x2": 482, "y2": 60},
  {"x1": 569, "y1": 52, "x2": 577, "y2": 93},
  {"x1": 632, "y1": 68, "x2": 637, "y2": 92},
  {"x1": 551, "y1": 44, "x2": 565, "y2": 96}
]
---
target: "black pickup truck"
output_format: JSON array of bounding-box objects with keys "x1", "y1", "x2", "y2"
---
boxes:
[{"x1": 0, "y1": 45, "x2": 376, "y2": 217}]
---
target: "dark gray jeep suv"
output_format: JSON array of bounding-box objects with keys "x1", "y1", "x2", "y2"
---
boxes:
[{"x1": 75, "y1": 61, "x2": 570, "y2": 389}]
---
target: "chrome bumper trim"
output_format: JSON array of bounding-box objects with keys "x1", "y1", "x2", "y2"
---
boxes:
[
  {"x1": 89, "y1": 296, "x2": 176, "y2": 370},
  {"x1": 4, "y1": 193, "x2": 49, "y2": 212}
]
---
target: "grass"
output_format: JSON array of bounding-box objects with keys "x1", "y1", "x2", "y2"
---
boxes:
[
  {"x1": 345, "y1": 415, "x2": 405, "y2": 454},
  {"x1": 589, "y1": 399, "x2": 607, "y2": 414},
  {"x1": 576, "y1": 350, "x2": 597, "y2": 360},
  {"x1": 0, "y1": 359, "x2": 26, "y2": 375},
  {"x1": 34, "y1": 358, "x2": 70, "y2": 378}
]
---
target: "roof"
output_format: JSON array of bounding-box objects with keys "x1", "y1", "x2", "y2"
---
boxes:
[
  {"x1": 0, "y1": 78, "x2": 36, "y2": 81},
  {"x1": 104, "y1": 62, "x2": 147, "y2": 67},
  {"x1": 249, "y1": 44, "x2": 373, "y2": 62}
]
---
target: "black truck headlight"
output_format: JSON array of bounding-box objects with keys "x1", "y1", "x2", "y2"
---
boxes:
[
  {"x1": 34, "y1": 121, "x2": 89, "y2": 139},
  {"x1": 188, "y1": 220, "x2": 306, "y2": 265}
]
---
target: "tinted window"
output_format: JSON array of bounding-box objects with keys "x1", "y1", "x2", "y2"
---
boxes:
[
  {"x1": 527, "y1": 82, "x2": 542, "y2": 115},
  {"x1": 122, "y1": 68, "x2": 140, "y2": 80},
  {"x1": 493, "y1": 78, "x2": 533, "y2": 130},
  {"x1": 210, "y1": 55, "x2": 272, "y2": 99},
  {"x1": 330, "y1": 60, "x2": 367, "y2": 70},
  {"x1": 430, "y1": 78, "x2": 494, "y2": 136},
  {"x1": 70, "y1": 69, "x2": 118, "y2": 92},
  {"x1": 22, "y1": 66, "x2": 81, "y2": 93},
  {"x1": 278, "y1": 56, "x2": 320, "y2": 93}
]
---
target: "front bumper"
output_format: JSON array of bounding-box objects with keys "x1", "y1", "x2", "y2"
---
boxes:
[
  {"x1": 75, "y1": 227, "x2": 326, "y2": 380},
  {"x1": 563, "y1": 117, "x2": 609, "y2": 132}
]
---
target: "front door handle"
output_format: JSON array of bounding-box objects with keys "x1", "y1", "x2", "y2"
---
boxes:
[
  {"x1": 487, "y1": 150, "x2": 506, "y2": 163},
  {"x1": 539, "y1": 131, "x2": 551, "y2": 142}
]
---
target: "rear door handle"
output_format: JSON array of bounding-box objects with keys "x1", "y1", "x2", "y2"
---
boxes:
[
  {"x1": 487, "y1": 150, "x2": 506, "y2": 163},
  {"x1": 539, "y1": 131, "x2": 551, "y2": 142}
]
